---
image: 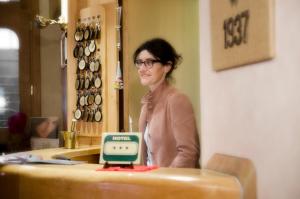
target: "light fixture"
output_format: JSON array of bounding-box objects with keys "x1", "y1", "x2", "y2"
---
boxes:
[{"x1": 34, "y1": 15, "x2": 67, "y2": 31}]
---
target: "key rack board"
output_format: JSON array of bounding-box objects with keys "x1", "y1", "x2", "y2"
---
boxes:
[{"x1": 67, "y1": 0, "x2": 119, "y2": 146}]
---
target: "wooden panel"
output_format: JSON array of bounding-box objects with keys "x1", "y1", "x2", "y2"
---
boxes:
[
  {"x1": 79, "y1": 5, "x2": 106, "y2": 140},
  {"x1": 103, "y1": 3, "x2": 119, "y2": 132},
  {"x1": 211, "y1": 0, "x2": 275, "y2": 70},
  {"x1": 67, "y1": 0, "x2": 118, "y2": 147}
]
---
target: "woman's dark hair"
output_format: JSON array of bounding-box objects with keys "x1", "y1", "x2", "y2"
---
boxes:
[{"x1": 133, "y1": 38, "x2": 182, "y2": 78}]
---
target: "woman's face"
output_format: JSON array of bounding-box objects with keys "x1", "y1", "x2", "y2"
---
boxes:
[
  {"x1": 136, "y1": 50, "x2": 170, "y2": 90},
  {"x1": 36, "y1": 118, "x2": 58, "y2": 138}
]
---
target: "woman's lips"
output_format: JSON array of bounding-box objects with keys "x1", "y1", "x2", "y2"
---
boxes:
[{"x1": 140, "y1": 74, "x2": 149, "y2": 78}]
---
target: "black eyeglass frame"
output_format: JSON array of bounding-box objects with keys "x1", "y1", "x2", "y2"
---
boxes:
[{"x1": 134, "y1": 59, "x2": 162, "y2": 69}]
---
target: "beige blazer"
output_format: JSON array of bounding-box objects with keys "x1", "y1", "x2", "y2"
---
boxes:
[{"x1": 139, "y1": 81, "x2": 200, "y2": 168}]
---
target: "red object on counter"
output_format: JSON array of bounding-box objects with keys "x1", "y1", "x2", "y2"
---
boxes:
[{"x1": 96, "y1": 165, "x2": 158, "y2": 172}]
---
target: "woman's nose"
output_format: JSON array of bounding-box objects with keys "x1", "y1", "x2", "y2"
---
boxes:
[{"x1": 138, "y1": 65, "x2": 147, "y2": 72}]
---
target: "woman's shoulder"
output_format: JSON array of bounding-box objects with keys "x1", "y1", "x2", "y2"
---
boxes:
[
  {"x1": 166, "y1": 86, "x2": 192, "y2": 106},
  {"x1": 165, "y1": 87, "x2": 195, "y2": 121}
]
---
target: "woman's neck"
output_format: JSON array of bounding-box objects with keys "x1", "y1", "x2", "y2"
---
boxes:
[{"x1": 149, "y1": 78, "x2": 167, "y2": 91}]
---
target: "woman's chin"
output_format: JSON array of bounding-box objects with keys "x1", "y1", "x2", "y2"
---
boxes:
[{"x1": 140, "y1": 79, "x2": 150, "y2": 86}]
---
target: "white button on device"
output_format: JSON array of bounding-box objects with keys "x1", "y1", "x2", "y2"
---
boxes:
[{"x1": 104, "y1": 142, "x2": 138, "y2": 155}]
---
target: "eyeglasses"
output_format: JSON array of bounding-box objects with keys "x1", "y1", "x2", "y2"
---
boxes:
[{"x1": 134, "y1": 59, "x2": 161, "y2": 69}]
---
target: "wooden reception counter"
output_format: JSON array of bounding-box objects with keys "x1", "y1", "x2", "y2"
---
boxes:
[{"x1": 0, "y1": 147, "x2": 255, "y2": 199}]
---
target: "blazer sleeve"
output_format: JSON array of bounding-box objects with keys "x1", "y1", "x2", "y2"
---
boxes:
[{"x1": 168, "y1": 93, "x2": 200, "y2": 168}]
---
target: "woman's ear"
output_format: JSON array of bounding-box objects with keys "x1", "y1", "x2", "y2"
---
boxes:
[{"x1": 164, "y1": 64, "x2": 172, "y2": 74}]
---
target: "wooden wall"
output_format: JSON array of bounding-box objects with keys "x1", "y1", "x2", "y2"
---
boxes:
[{"x1": 67, "y1": 0, "x2": 118, "y2": 146}]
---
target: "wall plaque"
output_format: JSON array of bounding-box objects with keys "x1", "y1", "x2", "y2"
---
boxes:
[{"x1": 210, "y1": 0, "x2": 275, "y2": 70}]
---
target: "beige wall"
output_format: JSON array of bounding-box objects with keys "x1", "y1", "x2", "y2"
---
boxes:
[
  {"x1": 200, "y1": 0, "x2": 300, "y2": 198},
  {"x1": 39, "y1": 0, "x2": 61, "y2": 19},
  {"x1": 124, "y1": 0, "x2": 199, "y2": 131},
  {"x1": 38, "y1": 0, "x2": 64, "y2": 130},
  {"x1": 40, "y1": 24, "x2": 63, "y2": 129}
]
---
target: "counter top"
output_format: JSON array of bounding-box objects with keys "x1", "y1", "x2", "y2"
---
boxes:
[{"x1": 0, "y1": 147, "x2": 242, "y2": 199}]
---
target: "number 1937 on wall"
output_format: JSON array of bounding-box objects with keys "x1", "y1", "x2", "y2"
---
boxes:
[{"x1": 223, "y1": 10, "x2": 250, "y2": 49}]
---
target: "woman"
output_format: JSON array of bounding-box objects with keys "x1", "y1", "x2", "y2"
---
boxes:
[{"x1": 134, "y1": 38, "x2": 200, "y2": 168}]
